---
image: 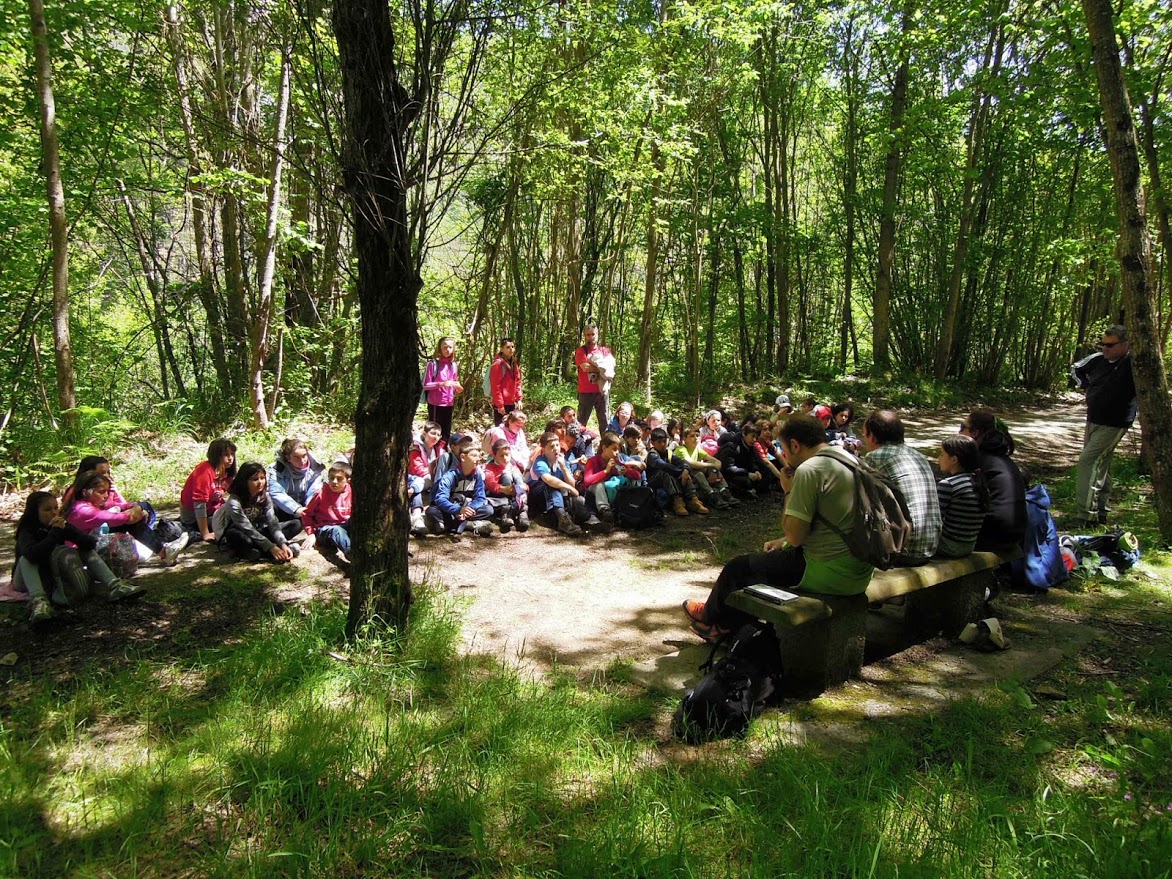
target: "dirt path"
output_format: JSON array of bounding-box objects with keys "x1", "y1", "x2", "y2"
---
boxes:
[{"x1": 0, "y1": 403, "x2": 1110, "y2": 687}]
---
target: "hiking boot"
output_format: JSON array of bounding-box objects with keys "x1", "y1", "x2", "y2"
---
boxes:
[
  {"x1": 516, "y1": 512, "x2": 530, "y2": 533},
  {"x1": 556, "y1": 510, "x2": 584, "y2": 537},
  {"x1": 710, "y1": 494, "x2": 730, "y2": 510},
  {"x1": 671, "y1": 496, "x2": 689, "y2": 517},
  {"x1": 498, "y1": 515, "x2": 515, "y2": 534},
  {"x1": 470, "y1": 520, "x2": 494, "y2": 537},
  {"x1": 686, "y1": 497, "x2": 709, "y2": 515},
  {"x1": 29, "y1": 597, "x2": 54, "y2": 625},
  {"x1": 410, "y1": 508, "x2": 429, "y2": 538},
  {"x1": 161, "y1": 531, "x2": 190, "y2": 566},
  {"x1": 724, "y1": 491, "x2": 741, "y2": 507},
  {"x1": 682, "y1": 599, "x2": 707, "y2": 624},
  {"x1": 106, "y1": 579, "x2": 146, "y2": 602},
  {"x1": 598, "y1": 507, "x2": 615, "y2": 526}
]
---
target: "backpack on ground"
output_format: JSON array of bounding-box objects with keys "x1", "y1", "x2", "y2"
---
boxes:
[
  {"x1": 814, "y1": 450, "x2": 913, "y2": 570},
  {"x1": 1010, "y1": 483, "x2": 1068, "y2": 592},
  {"x1": 1076, "y1": 529, "x2": 1141, "y2": 573},
  {"x1": 95, "y1": 532, "x2": 141, "y2": 579},
  {"x1": 613, "y1": 484, "x2": 663, "y2": 529},
  {"x1": 672, "y1": 622, "x2": 783, "y2": 743}
]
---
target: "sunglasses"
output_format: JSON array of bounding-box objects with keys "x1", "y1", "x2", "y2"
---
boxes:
[{"x1": 1099, "y1": 341, "x2": 1121, "y2": 349}]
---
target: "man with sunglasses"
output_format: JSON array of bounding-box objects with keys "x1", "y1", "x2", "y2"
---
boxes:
[{"x1": 1071, "y1": 325, "x2": 1136, "y2": 526}]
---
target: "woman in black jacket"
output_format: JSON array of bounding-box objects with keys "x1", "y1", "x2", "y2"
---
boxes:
[
  {"x1": 961, "y1": 409, "x2": 1027, "y2": 550},
  {"x1": 13, "y1": 491, "x2": 143, "y2": 624}
]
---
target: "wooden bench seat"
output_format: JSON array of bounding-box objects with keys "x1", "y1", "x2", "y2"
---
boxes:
[{"x1": 725, "y1": 548, "x2": 1023, "y2": 696}]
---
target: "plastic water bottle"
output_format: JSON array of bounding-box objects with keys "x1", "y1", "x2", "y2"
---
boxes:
[{"x1": 98, "y1": 523, "x2": 110, "y2": 535}]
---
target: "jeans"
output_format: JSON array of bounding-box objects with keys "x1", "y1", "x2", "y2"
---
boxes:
[
  {"x1": 577, "y1": 392, "x2": 609, "y2": 431},
  {"x1": 316, "y1": 524, "x2": 351, "y2": 555}
]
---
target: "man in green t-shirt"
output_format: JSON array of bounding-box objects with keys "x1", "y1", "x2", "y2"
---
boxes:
[{"x1": 684, "y1": 414, "x2": 874, "y2": 639}]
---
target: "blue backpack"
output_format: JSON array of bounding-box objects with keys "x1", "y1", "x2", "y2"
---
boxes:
[{"x1": 1010, "y1": 484, "x2": 1068, "y2": 592}]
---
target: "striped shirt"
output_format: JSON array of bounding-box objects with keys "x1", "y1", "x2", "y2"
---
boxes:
[{"x1": 936, "y1": 473, "x2": 985, "y2": 558}]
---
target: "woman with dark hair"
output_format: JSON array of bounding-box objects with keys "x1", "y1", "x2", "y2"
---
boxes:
[
  {"x1": 828, "y1": 403, "x2": 860, "y2": 453},
  {"x1": 180, "y1": 438, "x2": 238, "y2": 541},
  {"x1": 935, "y1": 435, "x2": 991, "y2": 558},
  {"x1": 959, "y1": 409, "x2": 1027, "y2": 550},
  {"x1": 64, "y1": 470, "x2": 189, "y2": 565},
  {"x1": 13, "y1": 491, "x2": 143, "y2": 624},
  {"x1": 212, "y1": 463, "x2": 301, "y2": 563}
]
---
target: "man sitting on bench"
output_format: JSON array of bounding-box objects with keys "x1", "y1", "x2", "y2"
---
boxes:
[{"x1": 684, "y1": 414, "x2": 874, "y2": 640}]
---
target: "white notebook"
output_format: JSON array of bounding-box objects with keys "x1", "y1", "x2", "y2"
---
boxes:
[{"x1": 744, "y1": 584, "x2": 800, "y2": 604}]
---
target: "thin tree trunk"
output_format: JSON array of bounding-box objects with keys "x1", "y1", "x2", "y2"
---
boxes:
[
  {"x1": 874, "y1": 6, "x2": 911, "y2": 371},
  {"x1": 248, "y1": 50, "x2": 292, "y2": 429},
  {"x1": 28, "y1": 0, "x2": 76, "y2": 424},
  {"x1": 636, "y1": 142, "x2": 664, "y2": 404},
  {"x1": 1082, "y1": 0, "x2": 1172, "y2": 542}
]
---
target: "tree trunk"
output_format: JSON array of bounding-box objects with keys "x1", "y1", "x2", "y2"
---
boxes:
[
  {"x1": 333, "y1": 0, "x2": 422, "y2": 634},
  {"x1": 874, "y1": 6, "x2": 911, "y2": 371},
  {"x1": 1082, "y1": 0, "x2": 1172, "y2": 542},
  {"x1": 636, "y1": 142, "x2": 664, "y2": 404},
  {"x1": 248, "y1": 50, "x2": 292, "y2": 429},
  {"x1": 28, "y1": 0, "x2": 76, "y2": 424}
]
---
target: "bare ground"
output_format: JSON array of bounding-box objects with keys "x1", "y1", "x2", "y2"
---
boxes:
[{"x1": 0, "y1": 402, "x2": 1137, "y2": 693}]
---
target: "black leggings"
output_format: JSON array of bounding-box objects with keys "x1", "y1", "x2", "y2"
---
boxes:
[
  {"x1": 428, "y1": 404, "x2": 454, "y2": 442},
  {"x1": 221, "y1": 521, "x2": 301, "y2": 558}
]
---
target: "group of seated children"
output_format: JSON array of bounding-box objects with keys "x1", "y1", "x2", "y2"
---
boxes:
[
  {"x1": 10, "y1": 439, "x2": 356, "y2": 624},
  {"x1": 404, "y1": 398, "x2": 871, "y2": 540}
]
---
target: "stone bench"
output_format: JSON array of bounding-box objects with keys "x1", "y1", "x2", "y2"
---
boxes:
[{"x1": 725, "y1": 548, "x2": 1023, "y2": 697}]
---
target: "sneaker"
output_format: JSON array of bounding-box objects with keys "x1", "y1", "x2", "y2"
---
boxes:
[
  {"x1": 585, "y1": 514, "x2": 614, "y2": 534},
  {"x1": 499, "y1": 516, "x2": 515, "y2": 534},
  {"x1": 711, "y1": 495, "x2": 731, "y2": 510},
  {"x1": 516, "y1": 512, "x2": 530, "y2": 533},
  {"x1": 682, "y1": 599, "x2": 707, "y2": 624},
  {"x1": 106, "y1": 579, "x2": 146, "y2": 602},
  {"x1": 671, "y1": 496, "x2": 689, "y2": 517},
  {"x1": 410, "y1": 508, "x2": 429, "y2": 538},
  {"x1": 598, "y1": 507, "x2": 615, "y2": 526},
  {"x1": 725, "y1": 494, "x2": 741, "y2": 508},
  {"x1": 288, "y1": 542, "x2": 301, "y2": 558},
  {"x1": 689, "y1": 619, "x2": 730, "y2": 643},
  {"x1": 686, "y1": 498, "x2": 710, "y2": 515},
  {"x1": 470, "y1": 520, "x2": 494, "y2": 537},
  {"x1": 29, "y1": 597, "x2": 54, "y2": 625},
  {"x1": 161, "y1": 531, "x2": 190, "y2": 566}
]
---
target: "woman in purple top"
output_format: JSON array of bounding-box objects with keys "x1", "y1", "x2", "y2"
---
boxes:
[{"x1": 422, "y1": 336, "x2": 463, "y2": 441}]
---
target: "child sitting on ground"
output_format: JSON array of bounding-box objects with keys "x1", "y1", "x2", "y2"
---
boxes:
[
  {"x1": 408, "y1": 421, "x2": 444, "y2": 537},
  {"x1": 427, "y1": 444, "x2": 494, "y2": 538},
  {"x1": 13, "y1": 491, "x2": 144, "y2": 624},
  {"x1": 212, "y1": 463, "x2": 301, "y2": 563},
  {"x1": 673, "y1": 427, "x2": 736, "y2": 509},
  {"x1": 528, "y1": 432, "x2": 590, "y2": 536},
  {"x1": 64, "y1": 470, "x2": 189, "y2": 566},
  {"x1": 716, "y1": 423, "x2": 770, "y2": 498},
  {"x1": 581, "y1": 431, "x2": 647, "y2": 531},
  {"x1": 302, "y1": 461, "x2": 354, "y2": 562},
  {"x1": 647, "y1": 428, "x2": 708, "y2": 516},
  {"x1": 608, "y1": 401, "x2": 636, "y2": 436},
  {"x1": 622, "y1": 424, "x2": 648, "y2": 460},
  {"x1": 484, "y1": 439, "x2": 530, "y2": 534}
]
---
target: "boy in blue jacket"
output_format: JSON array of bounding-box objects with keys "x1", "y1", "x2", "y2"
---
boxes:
[{"x1": 426, "y1": 445, "x2": 494, "y2": 538}]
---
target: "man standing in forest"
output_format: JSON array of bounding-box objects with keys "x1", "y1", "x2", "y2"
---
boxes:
[
  {"x1": 1072, "y1": 324, "x2": 1137, "y2": 526},
  {"x1": 489, "y1": 337, "x2": 522, "y2": 426},
  {"x1": 574, "y1": 325, "x2": 613, "y2": 430}
]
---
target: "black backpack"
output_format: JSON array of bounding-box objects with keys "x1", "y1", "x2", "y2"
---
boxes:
[
  {"x1": 813, "y1": 450, "x2": 913, "y2": 570},
  {"x1": 613, "y1": 484, "x2": 663, "y2": 529},
  {"x1": 672, "y1": 622, "x2": 783, "y2": 743}
]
